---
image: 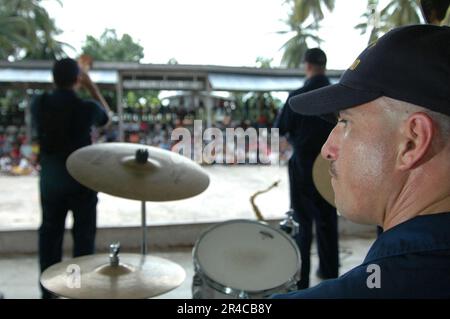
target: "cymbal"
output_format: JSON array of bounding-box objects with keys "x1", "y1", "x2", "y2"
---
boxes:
[
  {"x1": 66, "y1": 143, "x2": 210, "y2": 201},
  {"x1": 312, "y1": 154, "x2": 335, "y2": 207},
  {"x1": 40, "y1": 254, "x2": 186, "y2": 299}
]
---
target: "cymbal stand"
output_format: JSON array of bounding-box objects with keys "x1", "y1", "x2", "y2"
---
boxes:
[
  {"x1": 135, "y1": 148, "x2": 150, "y2": 256},
  {"x1": 141, "y1": 201, "x2": 147, "y2": 255}
]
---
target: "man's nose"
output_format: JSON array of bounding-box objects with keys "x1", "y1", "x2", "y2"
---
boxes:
[{"x1": 321, "y1": 129, "x2": 338, "y2": 161}]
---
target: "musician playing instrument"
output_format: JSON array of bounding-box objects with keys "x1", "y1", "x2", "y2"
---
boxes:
[
  {"x1": 274, "y1": 48, "x2": 339, "y2": 289},
  {"x1": 31, "y1": 58, "x2": 111, "y2": 298}
]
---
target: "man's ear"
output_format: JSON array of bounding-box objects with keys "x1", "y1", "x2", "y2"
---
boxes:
[{"x1": 397, "y1": 112, "x2": 434, "y2": 170}]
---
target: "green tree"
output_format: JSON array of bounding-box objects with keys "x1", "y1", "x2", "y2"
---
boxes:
[
  {"x1": 0, "y1": 0, "x2": 67, "y2": 60},
  {"x1": 356, "y1": 0, "x2": 422, "y2": 44},
  {"x1": 291, "y1": 0, "x2": 335, "y2": 22},
  {"x1": 279, "y1": 21, "x2": 322, "y2": 68},
  {"x1": 279, "y1": 0, "x2": 335, "y2": 68},
  {"x1": 0, "y1": 15, "x2": 29, "y2": 59},
  {"x1": 81, "y1": 29, "x2": 144, "y2": 62},
  {"x1": 355, "y1": 0, "x2": 383, "y2": 44},
  {"x1": 80, "y1": 29, "x2": 149, "y2": 116},
  {"x1": 167, "y1": 58, "x2": 179, "y2": 64},
  {"x1": 255, "y1": 56, "x2": 273, "y2": 68}
]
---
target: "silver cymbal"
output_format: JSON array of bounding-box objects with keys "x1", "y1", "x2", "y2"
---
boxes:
[
  {"x1": 66, "y1": 143, "x2": 209, "y2": 201},
  {"x1": 40, "y1": 254, "x2": 186, "y2": 299},
  {"x1": 312, "y1": 154, "x2": 335, "y2": 207}
]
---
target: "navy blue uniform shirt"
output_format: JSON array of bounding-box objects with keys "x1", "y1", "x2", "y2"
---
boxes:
[
  {"x1": 274, "y1": 74, "x2": 335, "y2": 198},
  {"x1": 272, "y1": 212, "x2": 450, "y2": 298},
  {"x1": 31, "y1": 89, "x2": 108, "y2": 189},
  {"x1": 275, "y1": 74, "x2": 334, "y2": 159},
  {"x1": 31, "y1": 88, "x2": 108, "y2": 153}
]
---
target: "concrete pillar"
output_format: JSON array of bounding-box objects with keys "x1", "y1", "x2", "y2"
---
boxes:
[
  {"x1": 116, "y1": 73, "x2": 124, "y2": 142},
  {"x1": 205, "y1": 82, "x2": 213, "y2": 128},
  {"x1": 24, "y1": 89, "x2": 32, "y2": 144}
]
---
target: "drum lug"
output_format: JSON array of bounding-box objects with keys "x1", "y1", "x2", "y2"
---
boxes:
[
  {"x1": 192, "y1": 273, "x2": 203, "y2": 299},
  {"x1": 279, "y1": 209, "x2": 299, "y2": 237},
  {"x1": 238, "y1": 291, "x2": 249, "y2": 299}
]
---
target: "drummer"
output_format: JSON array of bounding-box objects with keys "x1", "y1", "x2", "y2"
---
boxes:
[
  {"x1": 31, "y1": 58, "x2": 111, "y2": 298},
  {"x1": 273, "y1": 25, "x2": 450, "y2": 298}
]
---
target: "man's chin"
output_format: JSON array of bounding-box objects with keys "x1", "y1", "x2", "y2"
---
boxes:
[
  {"x1": 337, "y1": 209, "x2": 376, "y2": 225},
  {"x1": 335, "y1": 207, "x2": 354, "y2": 222}
]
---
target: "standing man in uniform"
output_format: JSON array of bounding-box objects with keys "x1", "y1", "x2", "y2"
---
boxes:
[
  {"x1": 274, "y1": 48, "x2": 339, "y2": 289},
  {"x1": 32, "y1": 58, "x2": 111, "y2": 298}
]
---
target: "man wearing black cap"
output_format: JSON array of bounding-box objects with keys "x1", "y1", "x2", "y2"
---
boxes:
[
  {"x1": 273, "y1": 25, "x2": 450, "y2": 298},
  {"x1": 274, "y1": 48, "x2": 339, "y2": 289},
  {"x1": 32, "y1": 58, "x2": 111, "y2": 298}
]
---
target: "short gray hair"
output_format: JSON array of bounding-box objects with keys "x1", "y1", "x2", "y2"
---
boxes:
[{"x1": 380, "y1": 97, "x2": 450, "y2": 145}]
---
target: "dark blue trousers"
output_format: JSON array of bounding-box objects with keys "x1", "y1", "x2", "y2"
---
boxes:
[
  {"x1": 288, "y1": 155, "x2": 339, "y2": 289},
  {"x1": 38, "y1": 172, "x2": 97, "y2": 298}
]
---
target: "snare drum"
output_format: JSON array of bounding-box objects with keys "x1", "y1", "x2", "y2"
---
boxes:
[{"x1": 192, "y1": 219, "x2": 300, "y2": 299}]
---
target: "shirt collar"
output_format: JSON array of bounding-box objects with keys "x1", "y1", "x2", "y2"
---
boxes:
[
  {"x1": 304, "y1": 74, "x2": 327, "y2": 85},
  {"x1": 54, "y1": 88, "x2": 77, "y2": 97},
  {"x1": 364, "y1": 212, "x2": 450, "y2": 263}
]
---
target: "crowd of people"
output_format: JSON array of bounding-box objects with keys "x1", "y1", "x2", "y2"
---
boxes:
[
  {"x1": 0, "y1": 93, "x2": 291, "y2": 176},
  {"x1": 0, "y1": 125, "x2": 38, "y2": 176}
]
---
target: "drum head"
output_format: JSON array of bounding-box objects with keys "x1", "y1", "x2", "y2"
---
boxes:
[{"x1": 194, "y1": 220, "x2": 300, "y2": 293}]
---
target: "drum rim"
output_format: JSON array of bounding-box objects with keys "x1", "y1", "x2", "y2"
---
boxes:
[
  {"x1": 192, "y1": 219, "x2": 301, "y2": 297},
  {"x1": 193, "y1": 264, "x2": 298, "y2": 298}
]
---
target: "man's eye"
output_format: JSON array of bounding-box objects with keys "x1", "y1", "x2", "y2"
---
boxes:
[{"x1": 337, "y1": 119, "x2": 348, "y2": 125}]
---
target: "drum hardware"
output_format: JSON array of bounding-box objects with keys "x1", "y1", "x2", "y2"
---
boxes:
[
  {"x1": 279, "y1": 209, "x2": 299, "y2": 238},
  {"x1": 141, "y1": 200, "x2": 148, "y2": 255},
  {"x1": 66, "y1": 142, "x2": 210, "y2": 255},
  {"x1": 135, "y1": 148, "x2": 149, "y2": 255},
  {"x1": 238, "y1": 291, "x2": 249, "y2": 299},
  {"x1": 40, "y1": 242, "x2": 186, "y2": 299},
  {"x1": 109, "y1": 242, "x2": 120, "y2": 266},
  {"x1": 40, "y1": 142, "x2": 210, "y2": 298},
  {"x1": 66, "y1": 142, "x2": 210, "y2": 202},
  {"x1": 192, "y1": 219, "x2": 300, "y2": 299}
]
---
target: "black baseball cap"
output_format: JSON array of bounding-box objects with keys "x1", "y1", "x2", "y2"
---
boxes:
[
  {"x1": 303, "y1": 48, "x2": 327, "y2": 67},
  {"x1": 289, "y1": 25, "x2": 450, "y2": 118}
]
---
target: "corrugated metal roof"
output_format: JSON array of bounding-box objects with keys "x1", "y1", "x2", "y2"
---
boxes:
[
  {"x1": 0, "y1": 62, "x2": 341, "y2": 91},
  {"x1": 0, "y1": 68, "x2": 118, "y2": 84},
  {"x1": 208, "y1": 73, "x2": 304, "y2": 92}
]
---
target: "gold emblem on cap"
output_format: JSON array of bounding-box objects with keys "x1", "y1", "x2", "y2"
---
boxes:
[
  {"x1": 367, "y1": 40, "x2": 378, "y2": 49},
  {"x1": 349, "y1": 59, "x2": 360, "y2": 70}
]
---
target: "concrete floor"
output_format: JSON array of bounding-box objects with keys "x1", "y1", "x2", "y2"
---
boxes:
[{"x1": 0, "y1": 236, "x2": 375, "y2": 299}]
